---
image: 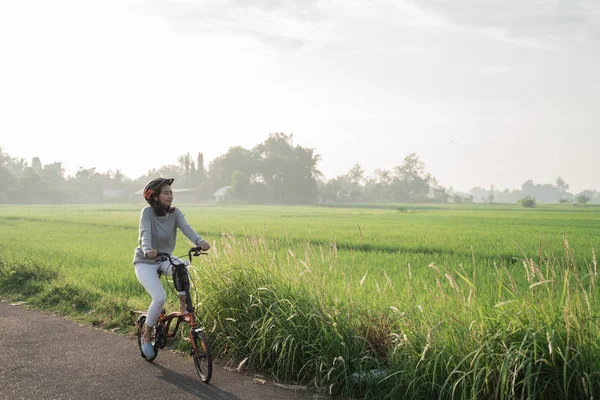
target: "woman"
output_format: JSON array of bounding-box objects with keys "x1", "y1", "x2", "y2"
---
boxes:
[{"x1": 133, "y1": 177, "x2": 210, "y2": 358}]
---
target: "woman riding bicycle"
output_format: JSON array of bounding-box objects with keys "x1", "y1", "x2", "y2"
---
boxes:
[{"x1": 133, "y1": 177, "x2": 210, "y2": 358}]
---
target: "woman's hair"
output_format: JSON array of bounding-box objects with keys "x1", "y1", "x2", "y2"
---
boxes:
[{"x1": 148, "y1": 183, "x2": 175, "y2": 216}]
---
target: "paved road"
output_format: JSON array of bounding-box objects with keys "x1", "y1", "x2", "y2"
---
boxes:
[{"x1": 0, "y1": 300, "x2": 317, "y2": 400}]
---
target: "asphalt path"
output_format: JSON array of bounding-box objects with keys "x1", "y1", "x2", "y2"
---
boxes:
[{"x1": 0, "y1": 300, "x2": 318, "y2": 400}]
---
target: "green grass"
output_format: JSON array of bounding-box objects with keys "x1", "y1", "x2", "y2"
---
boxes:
[{"x1": 1, "y1": 203, "x2": 599, "y2": 399}]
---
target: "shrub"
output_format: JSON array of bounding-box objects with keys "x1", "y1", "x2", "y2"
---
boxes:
[{"x1": 519, "y1": 196, "x2": 536, "y2": 208}]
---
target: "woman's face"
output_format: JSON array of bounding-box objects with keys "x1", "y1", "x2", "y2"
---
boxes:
[{"x1": 155, "y1": 184, "x2": 173, "y2": 207}]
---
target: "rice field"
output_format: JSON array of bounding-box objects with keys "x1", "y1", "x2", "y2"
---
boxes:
[{"x1": 1, "y1": 203, "x2": 599, "y2": 399}]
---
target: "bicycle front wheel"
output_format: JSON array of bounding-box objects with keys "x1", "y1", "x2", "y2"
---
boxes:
[{"x1": 191, "y1": 328, "x2": 212, "y2": 383}]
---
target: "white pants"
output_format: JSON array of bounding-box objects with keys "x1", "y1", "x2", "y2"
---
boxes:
[{"x1": 135, "y1": 258, "x2": 189, "y2": 327}]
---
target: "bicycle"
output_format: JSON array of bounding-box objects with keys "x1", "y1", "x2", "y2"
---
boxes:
[{"x1": 131, "y1": 246, "x2": 213, "y2": 383}]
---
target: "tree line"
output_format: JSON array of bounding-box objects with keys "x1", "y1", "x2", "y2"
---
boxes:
[{"x1": 1, "y1": 133, "x2": 598, "y2": 205}]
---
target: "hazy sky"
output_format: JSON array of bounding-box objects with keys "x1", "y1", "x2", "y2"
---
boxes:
[{"x1": 1, "y1": 0, "x2": 598, "y2": 193}]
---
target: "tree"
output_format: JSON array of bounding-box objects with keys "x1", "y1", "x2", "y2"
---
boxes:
[
  {"x1": 429, "y1": 177, "x2": 449, "y2": 203},
  {"x1": 196, "y1": 153, "x2": 205, "y2": 184},
  {"x1": 177, "y1": 153, "x2": 192, "y2": 187},
  {"x1": 469, "y1": 187, "x2": 489, "y2": 203},
  {"x1": 374, "y1": 169, "x2": 392, "y2": 186},
  {"x1": 31, "y1": 157, "x2": 42, "y2": 172},
  {"x1": 390, "y1": 153, "x2": 431, "y2": 202},
  {"x1": 574, "y1": 190, "x2": 599, "y2": 204},
  {"x1": 0, "y1": 151, "x2": 69, "y2": 203},
  {"x1": 19, "y1": 167, "x2": 45, "y2": 203},
  {"x1": 347, "y1": 163, "x2": 365, "y2": 185},
  {"x1": 0, "y1": 148, "x2": 15, "y2": 200},
  {"x1": 556, "y1": 177, "x2": 569, "y2": 194},
  {"x1": 72, "y1": 167, "x2": 104, "y2": 202},
  {"x1": 345, "y1": 163, "x2": 365, "y2": 201},
  {"x1": 0, "y1": 147, "x2": 9, "y2": 166},
  {"x1": 576, "y1": 195, "x2": 590, "y2": 205},
  {"x1": 6, "y1": 157, "x2": 27, "y2": 180},
  {"x1": 209, "y1": 147, "x2": 255, "y2": 186},
  {"x1": 321, "y1": 174, "x2": 351, "y2": 203},
  {"x1": 515, "y1": 179, "x2": 567, "y2": 204},
  {"x1": 521, "y1": 180, "x2": 535, "y2": 195},
  {"x1": 145, "y1": 164, "x2": 184, "y2": 183},
  {"x1": 112, "y1": 169, "x2": 125, "y2": 182},
  {"x1": 230, "y1": 170, "x2": 250, "y2": 201},
  {"x1": 41, "y1": 161, "x2": 66, "y2": 203},
  {"x1": 319, "y1": 153, "x2": 441, "y2": 204},
  {"x1": 369, "y1": 168, "x2": 393, "y2": 202},
  {"x1": 253, "y1": 133, "x2": 321, "y2": 204}
]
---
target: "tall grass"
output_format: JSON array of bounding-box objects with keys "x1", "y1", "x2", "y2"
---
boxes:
[{"x1": 191, "y1": 233, "x2": 600, "y2": 399}]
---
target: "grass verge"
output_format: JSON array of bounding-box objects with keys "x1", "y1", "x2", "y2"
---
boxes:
[{"x1": 2, "y1": 235, "x2": 600, "y2": 399}]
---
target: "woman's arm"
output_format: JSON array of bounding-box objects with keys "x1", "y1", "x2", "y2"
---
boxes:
[
  {"x1": 175, "y1": 208, "x2": 205, "y2": 246},
  {"x1": 139, "y1": 208, "x2": 153, "y2": 254}
]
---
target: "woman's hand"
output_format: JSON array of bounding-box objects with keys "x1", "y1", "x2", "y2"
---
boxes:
[
  {"x1": 199, "y1": 240, "x2": 210, "y2": 251},
  {"x1": 145, "y1": 249, "x2": 157, "y2": 259}
]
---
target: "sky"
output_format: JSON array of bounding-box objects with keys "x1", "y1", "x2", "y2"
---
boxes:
[{"x1": 0, "y1": 0, "x2": 598, "y2": 193}]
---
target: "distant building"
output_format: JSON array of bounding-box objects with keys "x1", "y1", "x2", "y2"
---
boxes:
[
  {"x1": 102, "y1": 181, "x2": 126, "y2": 201},
  {"x1": 212, "y1": 186, "x2": 232, "y2": 203}
]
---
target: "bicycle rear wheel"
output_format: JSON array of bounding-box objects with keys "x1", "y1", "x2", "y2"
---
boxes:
[
  {"x1": 191, "y1": 328, "x2": 212, "y2": 383},
  {"x1": 137, "y1": 315, "x2": 158, "y2": 362}
]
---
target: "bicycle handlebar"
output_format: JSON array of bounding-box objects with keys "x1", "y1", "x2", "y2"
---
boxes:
[{"x1": 156, "y1": 246, "x2": 208, "y2": 266}]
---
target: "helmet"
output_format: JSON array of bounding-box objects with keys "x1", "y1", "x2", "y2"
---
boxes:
[{"x1": 143, "y1": 178, "x2": 174, "y2": 204}]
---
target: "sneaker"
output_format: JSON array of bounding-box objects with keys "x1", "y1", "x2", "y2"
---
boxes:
[{"x1": 142, "y1": 342, "x2": 155, "y2": 358}]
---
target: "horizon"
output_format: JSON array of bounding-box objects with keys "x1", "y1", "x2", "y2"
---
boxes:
[{"x1": 1, "y1": 142, "x2": 596, "y2": 195}]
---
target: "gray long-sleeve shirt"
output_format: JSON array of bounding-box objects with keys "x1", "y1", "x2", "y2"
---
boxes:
[{"x1": 133, "y1": 206, "x2": 204, "y2": 265}]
